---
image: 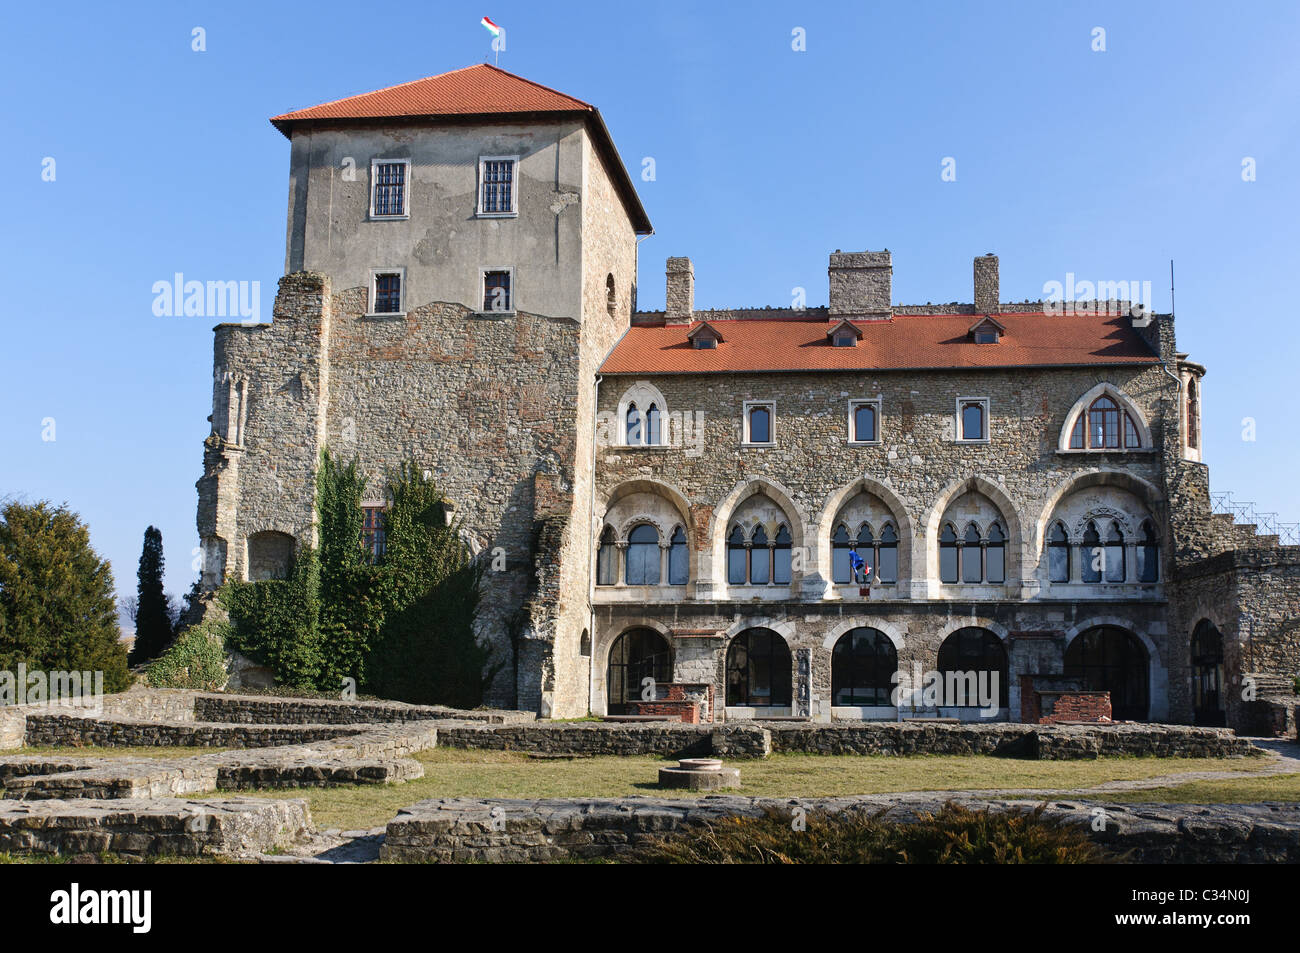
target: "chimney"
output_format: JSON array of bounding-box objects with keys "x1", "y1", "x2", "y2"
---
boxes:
[
  {"x1": 828, "y1": 250, "x2": 891, "y2": 318},
  {"x1": 665, "y1": 257, "x2": 694, "y2": 324},
  {"x1": 974, "y1": 253, "x2": 999, "y2": 314}
]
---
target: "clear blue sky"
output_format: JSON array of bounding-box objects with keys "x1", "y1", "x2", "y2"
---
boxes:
[{"x1": 2, "y1": 0, "x2": 1298, "y2": 603}]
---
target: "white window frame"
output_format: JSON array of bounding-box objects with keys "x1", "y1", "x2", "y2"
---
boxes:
[
  {"x1": 367, "y1": 267, "x2": 406, "y2": 317},
  {"x1": 480, "y1": 266, "x2": 516, "y2": 315},
  {"x1": 368, "y1": 158, "x2": 411, "y2": 220},
  {"x1": 955, "y1": 396, "x2": 991, "y2": 444},
  {"x1": 742, "y1": 400, "x2": 776, "y2": 446},
  {"x1": 847, "y1": 398, "x2": 882, "y2": 445},
  {"x1": 476, "y1": 155, "x2": 520, "y2": 218}
]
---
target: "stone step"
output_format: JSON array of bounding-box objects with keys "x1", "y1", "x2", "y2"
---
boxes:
[
  {"x1": 0, "y1": 797, "x2": 313, "y2": 859},
  {"x1": 3, "y1": 761, "x2": 218, "y2": 800}
]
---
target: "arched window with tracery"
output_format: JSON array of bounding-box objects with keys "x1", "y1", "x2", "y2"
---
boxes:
[
  {"x1": 596, "y1": 526, "x2": 617, "y2": 586},
  {"x1": 877, "y1": 523, "x2": 898, "y2": 583},
  {"x1": 773, "y1": 524, "x2": 792, "y2": 584},
  {"x1": 625, "y1": 403, "x2": 641, "y2": 445},
  {"x1": 750, "y1": 525, "x2": 770, "y2": 584},
  {"x1": 939, "y1": 523, "x2": 959, "y2": 583},
  {"x1": 645, "y1": 403, "x2": 661, "y2": 445},
  {"x1": 1048, "y1": 521, "x2": 1070, "y2": 583},
  {"x1": 1069, "y1": 393, "x2": 1144, "y2": 449},
  {"x1": 727, "y1": 526, "x2": 747, "y2": 585},
  {"x1": 832, "y1": 524, "x2": 853, "y2": 584},
  {"x1": 668, "y1": 526, "x2": 688, "y2": 585},
  {"x1": 962, "y1": 523, "x2": 983, "y2": 583},
  {"x1": 625, "y1": 524, "x2": 660, "y2": 585},
  {"x1": 1105, "y1": 521, "x2": 1126, "y2": 582},
  {"x1": 986, "y1": 522, "x2": 1006, "y2": 583},
  {"x1": 1137, "y1": 519, "x2": 1159, "y2": 583},
  {"x1": 1081, "y1": 521, "x2": 1102, "y2": 582}
]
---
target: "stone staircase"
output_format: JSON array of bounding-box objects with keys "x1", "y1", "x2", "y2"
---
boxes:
[{"x1": 1210, "y1": 492, "x2": 1300, "y2": 549}]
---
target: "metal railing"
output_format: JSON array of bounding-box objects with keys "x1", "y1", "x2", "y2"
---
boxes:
[{"x1": 1209, "y1": 491, "x2": 1300, "y2": 546}]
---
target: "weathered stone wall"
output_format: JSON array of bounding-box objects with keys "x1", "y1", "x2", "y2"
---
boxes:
[
  {"x1": 193, "y1": 693, "x2": 532, "y2": 725},
  {"x1": 380, "y1": 795, "x2": 1300, "y2": 864},
  {"x1": 23, "y1": 714, "x2": 368, "y2": 749}
]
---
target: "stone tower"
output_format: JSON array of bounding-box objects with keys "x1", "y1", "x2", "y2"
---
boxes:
[{"x1": 197, "y1": 65, "x2": 652, "y2": 715}]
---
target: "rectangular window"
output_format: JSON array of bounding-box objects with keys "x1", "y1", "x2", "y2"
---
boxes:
[
  {"x1": 362, "y1": 506, "x2": 386, "y2": 561},
  {"x1": 727, "y1": 546, "x2": 747, "y2": 585},
  {"x1": 744, "y1": 401, "x2": 775, "y2": 445},
  {"x1": 957, "y1": 398, "x2": 989, "y2": 442},
  {"x1": 849, "y1": 399, "x2": 880, "y2": 443},
  {"x1": 370, "y1": 160, "x2": 409, "y2": 218},
  {"x1": 986, "y1": 546, "x2": 1005, "y2": 584},
  {"x1": 961, "y1": 544, "x2": 982, "y2": 583},
  {"x1": 371, "y1": 271, "x2": 403, "y2": 314},
  {"x1": 478, "y1": 156, "x2": 518, "y2": 215},
  {"x1": 483, "y1": 269, "x2": 513, "y2": 312}
]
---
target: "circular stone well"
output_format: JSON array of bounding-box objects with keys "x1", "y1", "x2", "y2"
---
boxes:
[{"x1": 658, "y1": 761, "x2": 741, "y2": 791}]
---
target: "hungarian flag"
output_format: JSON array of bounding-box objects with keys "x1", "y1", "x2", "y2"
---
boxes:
[{"x1": 481, "y1": 17, "x2": 502, "y2": 37}]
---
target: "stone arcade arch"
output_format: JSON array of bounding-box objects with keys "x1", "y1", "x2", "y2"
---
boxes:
[
  {"x1": 708, "y1": 477, "x2": 807, "y2": 598},
  {"x1": 725, "y1": 627, "x2": 793, "y2": 713},
  {"x1": 245, "y1": 530, "x2": 295, "y2": 581},
  {"x1": 605, "y1": 627, "x2": 673, "y2": 715},
  {"x1": 936, "y1": 627, "x2": 1009, "y2": 713},
  {"x1": 1064, "y1": 625, "x2": 1151, "y2": 721},
  {"x1": 815, "y1": 477, "x2": 915, "y2": 598},
  {"x1": 595, "y1": 479, "x2": 695, "y2": 591},
  {"x1": 922, "y1": 476, "x2": 1023, "y2": 597}
]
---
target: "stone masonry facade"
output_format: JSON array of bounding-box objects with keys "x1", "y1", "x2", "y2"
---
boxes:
[{"x1": 196, "y1": 66, "x2": 1300, "y2": 726}]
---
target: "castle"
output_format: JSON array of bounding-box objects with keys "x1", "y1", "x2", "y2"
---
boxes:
[{"x1": 197, "y1": 65, "x2": 1300, "y2": 730}]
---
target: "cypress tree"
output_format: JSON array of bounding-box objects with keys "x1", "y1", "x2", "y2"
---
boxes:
[{"x1": 128, "y1": 526, "x2": 173, "y2": 665}]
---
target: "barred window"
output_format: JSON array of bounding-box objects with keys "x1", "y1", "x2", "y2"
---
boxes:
[
  {"x1": 483, "y1": 270, "x2": 512, "y2": 312},
  {"x1": 373, "y1": 273, "x2": 402, "y2": 314},
  {"x1": 371, "y1": 161, "x2": 407, "y2": 217},
  {"x1": 480, "y1": 158, "x2": 516, "y2": 214},
  {"x1": 362, "y1": 506, "x2": 386, "y2": 561}
]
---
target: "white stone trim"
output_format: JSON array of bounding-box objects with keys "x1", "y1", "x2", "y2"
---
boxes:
[
  {"x1": 479, "y1": 265, "x2": 516, "y2": 314},
  {"x1": 742, "y1": 399, "x2": 776, "y2": 446},
  {"x1": 475, "y1": 154, "x2": 520, "y2": 217},
  {"x1": 846, "y1": 397, "x2": 882, "y2": 445},
  {"x1": 615, "y1": 381, "x2": 669, "y2": 447},
  {"x1": 366, "y1": 267, "x2": 406, "y2": 317},
  {"x1": 1057, "y1": 382, "x2": 1154, "y2": 452},
  {"x1": 368, "y1": 157, "x2": 411, "y2": 220},
  {"x1": 820, "y1": 617, "x2": 906, "y2": 653},
  {"x1": 954, "y1": 396, "x2": 991, "y2": 443}
]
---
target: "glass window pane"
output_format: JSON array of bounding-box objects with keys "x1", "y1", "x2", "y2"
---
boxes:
[
  {"x1": 940, "y1": 545, "x2": 958, "y2": 583},
  {"x1": 773, "y1": 546, "x2": 791, "y2": 585},
  {"x1": 854, "y1": 404, "x2": 876, "y2": 441},
  {"x1": 962, "y1": 543, "x2": 982, "y2": 582},
  {"x1": 962, "y1": 403, "x2": 984, "y2": 440},
  {"x1": 986, "y1": 545, "x2": 1005, "y2": 583},
  {"x1": 749, "y1": 407, "x2": 770, "y2": 443}
]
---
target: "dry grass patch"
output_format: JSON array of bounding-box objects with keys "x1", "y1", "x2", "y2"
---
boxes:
[{"x1": 236, "y1": 748, "x2": 1267, "y2": 831}]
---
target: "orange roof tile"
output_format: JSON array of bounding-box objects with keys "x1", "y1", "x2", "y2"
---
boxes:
[
  {"x1": 271, "y1": 64, "x2": 591, "y2": 126},
  {"x1": 600, "y1": 312, "x2": 1158, "y2": 375}
]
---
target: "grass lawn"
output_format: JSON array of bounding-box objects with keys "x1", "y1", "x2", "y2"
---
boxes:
[
  {"x1": 237, "y1": 748, "x2": 1270, "y2": 831},
  {"x1": 11, "y1": 746, "x2": 225, "y2": 759}
]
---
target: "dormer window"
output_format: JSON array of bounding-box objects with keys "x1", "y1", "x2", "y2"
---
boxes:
[
  {"x1": 827, "y1": 319, "x2": 862, "y2": 348},
  {"x1": 688, "y1": 321, "x2": 724, "y2": 350},
  {"x1": 968, "y1": 317, "x2": 1005, "y2": 344}
]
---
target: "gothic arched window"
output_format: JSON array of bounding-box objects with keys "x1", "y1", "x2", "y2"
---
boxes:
[
  {"x1": 750, "y1": 526, "x2": 770, "y2": 585},
  {"x1": 986, "y1": 522, "x2": 1006, "y2": 584},
  {"x1": 625, "y1": 403, "x2": 641, "y2": 445},
  {"x1": 1081, "y1": 521, "x2": 1102, "y2": 583},
  {"x1": 773, "y1": 524, "x2": 792, "y2": 585},
  {"x1": 625, "y1": 524, "x2": 660, "y2": 585},
  {"x1": 1137, "y1": 519, "x2": 1159, "y2": 583},
  {"x1": 1048, "y1": 521, "x2": 1070, "y2": 583},
  {"x1": 939, "y1": 523, "x2": 959, "y2": 583},
  {"x1": 1105, "y1": 521, "x2": 1126, "y2": 582},
  {"x1": 962, "y1": 523, "x2": 983, "y2": 583},
  {"x1": 596, "y1": 526, "x2": 617, "y2": 586},
  {"x1": 877, "y1": 523, "x2": 898, "y2": 583},
  {"x1": 832, "y1": 524, "x2": 853, "y2": 584},
  {"x1": 645, "y1": 403, "x2": 662, "y2": 445},
  {"x1": 668, "y1": 526, "x2": 688, "y2": 585},
  {"x1": 727, "y1": 526, "x2": 747, "y2": 585}
]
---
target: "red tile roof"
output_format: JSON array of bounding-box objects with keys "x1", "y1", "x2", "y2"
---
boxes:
[
  {"x1": 270, "y1": 64, "x2": 591, "y2": 126},
  {"x1": 600, "y1": 312, "x2": 1158, "y2": 375},
  {"x1": 270, "y1": 65, "x2": 651, "y2": 234}
]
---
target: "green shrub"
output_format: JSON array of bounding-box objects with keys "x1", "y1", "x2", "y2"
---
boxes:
[
  {"x1": 636, "y1": 803, "x2": 1118, "y2": 864},
  {"x1": 146, "y1": 617, "x2": 230, "y2": 690},
  {"x1": 220, "y1": 549, "x2": 324, "y2": 689},
  {"x1": 0, "y1": 500, "x2": 130, "y2": 692}
]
